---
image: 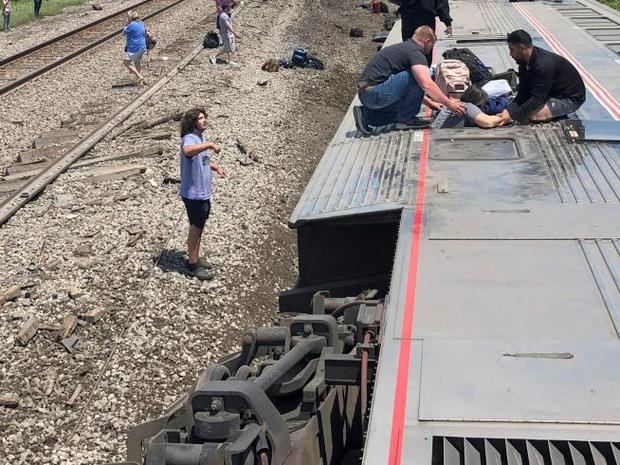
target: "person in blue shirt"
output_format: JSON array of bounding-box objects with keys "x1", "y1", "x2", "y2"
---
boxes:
[
  {"x1": 123, "y1": 11, "x2": 147, "y2": 85},
  {"x1": 179, "y1": 108, "x2": 227, "y2": 280}
]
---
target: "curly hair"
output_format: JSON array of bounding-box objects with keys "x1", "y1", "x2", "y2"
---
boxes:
[{"x1": 180, "y1": 108, "x2": 207, "y2": 137}]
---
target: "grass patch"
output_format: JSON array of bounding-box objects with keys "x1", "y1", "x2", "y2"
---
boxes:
[
  {"x1": 598, "y1": 0, "x2": 620, "y2": 11},
  {"x1": 7, "y1": 0, "x2": 88, "y2": 28}
]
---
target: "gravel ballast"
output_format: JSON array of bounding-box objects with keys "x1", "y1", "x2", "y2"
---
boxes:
[{"x1": 0, "y1": 0, "x2": 383, "y2": 463}]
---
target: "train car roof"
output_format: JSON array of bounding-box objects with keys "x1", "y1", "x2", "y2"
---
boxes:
[
  {"x1": 289, "y1": 0, "x2": 620, "y2": 228},
  {"x1": 290, "y1": 1, "x2": 620, "y2": 464}
]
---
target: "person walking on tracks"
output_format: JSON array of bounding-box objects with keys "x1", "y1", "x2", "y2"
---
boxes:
[
  {"x1": 353, "y1": 26, "x2": 465, "y2": 135},
  {"x1": 122, "y1": 10, "x2": 147, "y2": 86},
  {"x1": 498, "y1": 29, "x2": 586, "y2": 125},
  {"x1": 33, "y1": 0, "x2": 42, "y2": 18},
  {"x1": 397, "y1": 0, "x2": 453, "y2": 65},
  {"x1": 210, "y1": 2, "x2": 240, "y2": 65},
  {"x1": 179, "y1": 108, "x2": 227, "y2": 281},
  {"x1": 2, "y1": 0, "x2": 10, "y2": 32}
]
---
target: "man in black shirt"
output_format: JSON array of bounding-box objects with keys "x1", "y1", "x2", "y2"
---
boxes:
[
  {"x1": 353, "y1": 26, "x2": 464, "y2": 134},
  {"x1": 398, "y1": 0, "x2": 453, "y2": 65},
  {"x1": 498, "y1": 29, "x2": 586, "y2": 125}
]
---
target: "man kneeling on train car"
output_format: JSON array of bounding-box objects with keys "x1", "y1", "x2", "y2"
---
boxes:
[
  {"x1": 497, "y1": 30, "x2": 586, "y2": 125},
  {"x1": 353, "y1": 26, "x2": 465, "y2": 135}
]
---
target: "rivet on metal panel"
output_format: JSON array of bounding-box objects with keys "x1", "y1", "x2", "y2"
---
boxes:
[{"x1": 437, "y1": 182, "x2": 449, "y2": 194}]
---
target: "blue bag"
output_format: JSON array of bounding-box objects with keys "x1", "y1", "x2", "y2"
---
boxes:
[{"x1": 292, "y1": 48, "x2": 308, "y2": 67}]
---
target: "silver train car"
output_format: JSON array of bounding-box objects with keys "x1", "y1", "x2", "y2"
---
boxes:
[{"x1": 113, "y1": 0, "x2": 620, "y2": 464}]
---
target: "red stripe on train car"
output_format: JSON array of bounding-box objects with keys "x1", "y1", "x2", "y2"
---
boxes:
[{"x1": 387, "y1": 128, "x2": 430, "y2": 465}]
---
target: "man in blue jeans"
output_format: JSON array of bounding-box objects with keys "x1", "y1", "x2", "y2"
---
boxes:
[{"x1": 354, "y1": 26, "x2": 465, "y2": 134}]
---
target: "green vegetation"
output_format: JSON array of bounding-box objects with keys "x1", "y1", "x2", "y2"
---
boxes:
[
  {"x1": 6, "y1": 0, "x2": 87, "y2": 28},
  {"x1": 598, "y1": 0, "x2": 620, "y2": 11}
]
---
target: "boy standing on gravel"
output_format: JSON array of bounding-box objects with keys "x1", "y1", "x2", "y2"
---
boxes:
[
  {"x1": 210, "y1": 2, "x2": 240, "y2": 65},
  {"x1": 179, "y1": 108, "x2": 226, "y2": 281}
]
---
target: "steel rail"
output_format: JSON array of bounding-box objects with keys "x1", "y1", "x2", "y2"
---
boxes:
[
  {"x1": 0, "y1": 0, "x2": 250, "y2": 227},
  {"x1": 0, "y1": 0, "x2": 186, "y2": 96}
]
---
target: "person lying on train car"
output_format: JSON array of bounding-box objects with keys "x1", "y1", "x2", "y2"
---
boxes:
[
  {"x1": 353, "y1": 25, "x2": 465, "y2": 135},
  {"x1": 432, "y1": 85, "x2": 503, "y2": 129},
  {"x1": 497, "y1": 29, "x2": 585, "y2": 125}
]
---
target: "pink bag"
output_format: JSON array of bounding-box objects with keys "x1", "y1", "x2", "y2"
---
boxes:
[{"x1": 435, "y1": 59, "x2": 471, "y2": 98}]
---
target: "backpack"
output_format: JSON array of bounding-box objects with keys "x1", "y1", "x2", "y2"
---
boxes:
[
  {"x1": 489, "y1": 69, "x2": 519, "y2": 92},
  {"x1": 435, "y1": 59, "x2": 471, "y2": 97},
  {"x1": 292, "y1": 48, "x2": 308, "y2": 67},
  {"x1": 350, "y1": 27, "x2": 364, "y2": 38},
  {"x1": 145, "y1": 29, "x2": 157, "y2": 51},
  {"x1": 203, "y1": 31, "x2": 220, "y2": 49},
  {"x1": 304, "y1": 55, "x2": 325, "y2": 70},
  {"x1": 442, "y1": 48, "x2": 492, "y2": 85},
  {"x1": 261, "y1": 59, "x2": 280, "y2": 72}
]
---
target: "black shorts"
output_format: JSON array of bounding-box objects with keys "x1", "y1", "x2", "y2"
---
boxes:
[{"x1": 182, "y1": 198, "x2": 211, "y2": 229}]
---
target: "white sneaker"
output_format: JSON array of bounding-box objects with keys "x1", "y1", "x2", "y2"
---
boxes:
[{"x1": 209, "y1": 55, "x2": 217, "y2": 65}]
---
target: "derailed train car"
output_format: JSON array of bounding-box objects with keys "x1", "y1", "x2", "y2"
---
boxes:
[{"x1": 112, "y1": 0, "x2": 620, "y2": 464}]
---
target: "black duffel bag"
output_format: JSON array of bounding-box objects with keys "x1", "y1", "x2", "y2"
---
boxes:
[{"x1": 203, "y1": 31, "x2": 220, "y2": 49}]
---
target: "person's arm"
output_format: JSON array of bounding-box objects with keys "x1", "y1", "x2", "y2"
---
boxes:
[
  {"x1": 182, "y1": 141, "x2": 220, "y2": 157},
  {"x1": 506, "y1": 62, "x2": 552, "y2": 122},
  {"x1": 225, "y1": 19, "x2": 239, "y2": 38},
  {"x1": 210, "y1": 161, "x2": 226, "y2": 177},
  {"x1": 436, "y1": 0, "x2": 453, "y2": 34},
  {"x1": 423, "y1": 96, "x2": 443, "y2": 111},
  {"x1": 412, "y1": 64, "x2": 466, "y2": 115}
]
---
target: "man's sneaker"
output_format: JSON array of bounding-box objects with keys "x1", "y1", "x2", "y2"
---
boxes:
[
  {"x1": 209, "y1": 55, "x2": 217, "y2": 65},
  {"x1": 187, "y1": 262, "x2": 215, "y2": 281},
  {"x1": 353, "y1": 106, "x2": 372, "y2": 135},
  {"x1": 394, "y1": 118, "x2": 432, "y2": 130},
  {"x1": 197, "y1": 257, "x2": 214, "y2": 270}
]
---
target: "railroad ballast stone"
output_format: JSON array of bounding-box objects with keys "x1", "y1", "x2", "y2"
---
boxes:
[{"x1": 0, "y1": 0, "x2": 381, "y2": 463}]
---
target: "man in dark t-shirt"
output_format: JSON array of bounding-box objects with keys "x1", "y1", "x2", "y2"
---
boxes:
[
  {"x1": 354, "y1": 26, "x2": 464, "y2": 134},
  {"x1": 498, "y1": 29, "x2": 586, "y2": 125}
]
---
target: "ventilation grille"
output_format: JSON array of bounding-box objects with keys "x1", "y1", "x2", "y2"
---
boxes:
[
  {"x1": 432, "y1": 437, "x2": 620, "y2": 465},
  {"x1": 553, "y1": 3, "x2": 620, "y2": 55}
]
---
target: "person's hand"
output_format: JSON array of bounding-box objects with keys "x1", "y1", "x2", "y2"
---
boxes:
[
  {"x1": 445, "y1": 25, "x2": 453, "y2": 37},
  {"x1": 215, "y1": 165, "x2": 226, "y2": 177},
  {"x1": 209, "y1": 142, "x2": 221, "y2": 153},
  {"x1": 427, "y1": 100, "x2": 443, "y2": 112},
  {"x1": 446, "y1": 98, "x2": 466, "y2": 116},
  {"x1": 497, "y1": 109, "x2": 513, "y2": 126}
]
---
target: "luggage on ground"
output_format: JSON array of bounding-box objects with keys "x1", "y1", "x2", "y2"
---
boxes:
[
  {"x1": 203, "y1": 31, "x2": 220, "y2": 49},
  {"x1": 435, "y1": 59, "x2": 471, "y2": 98},
  {"x1": 482, "y1": 79, "x2": 513, "y2": 98},
  {"x1": 442, "y1": 48, "x2": 492, "y2": 85},
  {"x1": 292, "y1": 48, "x2": 308, "y2": 66},
  {"x1": 488, "y1": 69, "x2": 519, "y2": 92}
]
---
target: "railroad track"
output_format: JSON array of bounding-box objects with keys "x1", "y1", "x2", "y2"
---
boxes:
[
  {"x1": 0, "y1": 0, "x2": 186, "y2": 96},
  {"x1": 0, "y1": 2, "x2": 248, "y2": 227}
]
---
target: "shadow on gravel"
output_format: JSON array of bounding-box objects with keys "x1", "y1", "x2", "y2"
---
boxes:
[{"x1": 155, "y1": 248, "x2": 187, "y2": 275}]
